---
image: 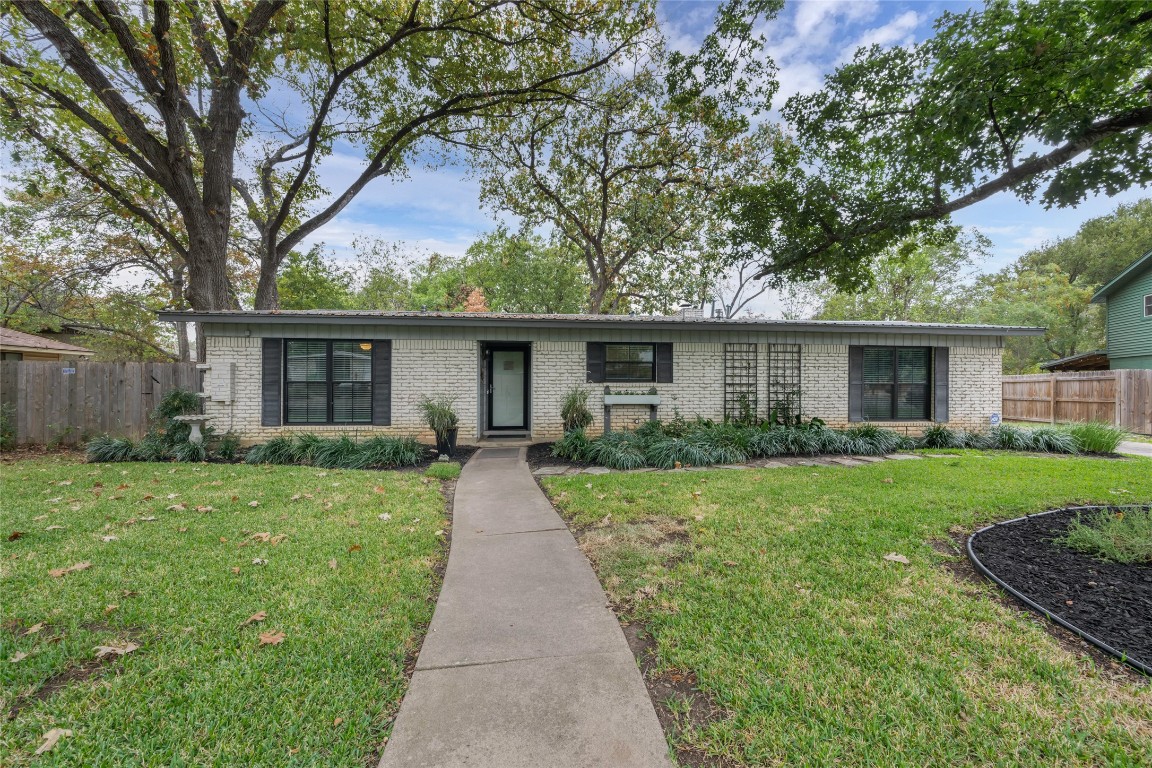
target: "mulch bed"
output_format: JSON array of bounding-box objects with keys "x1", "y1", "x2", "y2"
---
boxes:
[
  {"x1": 526, "y1": 441, "x2": 597, "y2": 471},
  {"x1": 969, "y1": 506, "x2": 1152, "y2": 672}
]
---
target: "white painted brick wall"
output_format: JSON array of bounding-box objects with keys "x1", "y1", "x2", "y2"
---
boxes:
[{"x1": 200, "y1": 336, "x2": 1002, "y2": 444}]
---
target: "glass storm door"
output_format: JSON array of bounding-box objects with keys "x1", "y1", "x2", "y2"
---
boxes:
[{"x1": 490, "y1": 350, "x2": 526, "y2": 428}]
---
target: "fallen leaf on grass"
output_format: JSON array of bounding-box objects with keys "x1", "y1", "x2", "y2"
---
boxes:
[
  {"x1": 105, "y1": 604, "x2": 118, "y2": 614},
  {"x1": 270, "y1": 534, "x2": 287, "y2": 545},
  {"x1": 348, "y1": 544, "x2": 362, "y2": 553},
  {"x1": 10, "y1": 651, "x2": 28, "y2": 663},
  {"x1": 435, "y1": 529, "x2": 445, "y2": 537},
  {"x1": 178, "y1": 527, "x2": 188, "y2": 533},
  {"x1": 101, "y1": 535, "x2": 118, "y2": 543},
  {"x1": 231, "y1": 567, "x2": 241, "y2": 575},
  {"x1": 252, "y1": 558, "x2": 268, "y2": 566},
  {"x1": 94, "y1": 642, "x2": 139, "y2": 659},
  {"x1": 347, "y1": 520, "x2": 360, "y2": 527},
  {"x1": 258, "y1": 630, "x2": 285, "y2": 646},
  {"x1": 248, "y1": 501, "x2": 259, "y2": 508},
  {"x1": 328, "y1": 559, "x2": 338, "y2": 570},
  {"x1": 56, "y1": 480, "x2": 73, "y2": 486},
  {"x1": 378, "y1": 513, "x2": 391, "y2": 522},
  {"x1": 333, "y1": 717, "x2": 344, "y2": 727},
  {"x1": 251, "y1": 532, "x2": 272, "y2": 542},
  {"x1": 45, "y1": 525, "x2": 66, "y2": 531},
  {"x1": 166, "y1": 493, "x2": 179, "y2": 500},
  {"x1": 115, "y1": 483, "x2": 129, "y2": 490},
  {"x1": 8, "y1": 531, "x2": 24, "y2": 541},
  {"x1": 166, "y1": 504, "x2": 186, "y2": 511},
  {"x1": 196, "y1": 506, "x2": 214, "y2": 512},
  {"x1": 722, "y1": 560, "x2": 738, "y2": 567},
  {"x1": 882, "y1": 478, "x2": 894, "y2": 484},
  {"x1": 239, "y1": 611, "x2": 267, "y2": 627},
  {"x1": 34, "y1": 728, "x2": 72, "y2": 756},
  {"x1": 883, "y1": 553, "x2": 910, "y2": 564},
  {"x1": 290, "y1": 494, "x2": 302, "y2": 502},
  {"x1": 141, "y1": 494, "x2": 154, "y2": 501},
  {"x1": 24, "y1": 623, "x2": 44, "y2": 635},
  {"x1": 50, "y1": 562, "x2": 91, "y2": 578},
  {"x1": 373, "y1": 486, "x2": 387, "y2": 494},
  {"x1": 140, "y1": 516, "x2": 158, "y2": 522}
]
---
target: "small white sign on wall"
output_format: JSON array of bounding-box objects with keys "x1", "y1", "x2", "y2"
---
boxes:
[{"x1": 989, "y1": 412, "x2": 1001, "y2": 426}]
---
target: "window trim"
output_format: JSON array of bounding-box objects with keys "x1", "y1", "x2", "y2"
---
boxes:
[
  {"x1": 860, "y1": 346, "x2": 933, "y2": 422},
  {"x1": 603, "y1": 342, "x2": 657, "y2": 383},
  {"x1": 1144, "y1": 293, "x2": 1151, "y2": 318},
  {"x1": 283, "y1": 339, "x2": 375, "y2": 426}
]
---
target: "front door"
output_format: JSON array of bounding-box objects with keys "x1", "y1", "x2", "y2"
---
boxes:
[{"x1": 487, "y1": 346, "x2": 529, "y2": 430}]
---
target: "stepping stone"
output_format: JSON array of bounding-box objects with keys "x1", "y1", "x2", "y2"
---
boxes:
[
  {"x1": 760, "y1": 461, "x2": 789, "y2": 469},
  {"x1": 532, "y1": 466, "x2": 571, "y2": 476},
  {"x1": 582, "y1": 466, "x2": 611, "y2": 475},
  {"x1": 850, "y1": 456, "x2": 885, "y2": 463},
  {"x1": 923, "y1": 453, "x2": 955, "y2": 458},
  {"x1": 828, "y1": 457, "x2": 865, "y2": 467},
  {"x1": 884, "y1": 453, "x2": 921, "y2": 460}
]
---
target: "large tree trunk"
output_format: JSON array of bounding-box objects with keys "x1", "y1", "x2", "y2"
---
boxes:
[{"x1": 253, "y1": 241, "x2": 282, "y2": 310}]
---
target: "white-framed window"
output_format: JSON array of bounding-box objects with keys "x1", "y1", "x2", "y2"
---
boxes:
[{"x1": 1144, "y1": 293, "x2": 1151, "y2": 317}]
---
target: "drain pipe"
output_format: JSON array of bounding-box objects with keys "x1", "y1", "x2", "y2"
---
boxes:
[{"x1": 967, "y1": 505, "x2": 1151, "y2": 677}]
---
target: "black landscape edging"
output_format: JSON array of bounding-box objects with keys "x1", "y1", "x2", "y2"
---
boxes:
[{"x1": 967, "y1": 505, "x2": 1151, "y2": 677}]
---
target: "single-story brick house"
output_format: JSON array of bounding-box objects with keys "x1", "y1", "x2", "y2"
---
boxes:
[{"x1": 157, "y1": 311, "x2": 1044, "y2": 444}]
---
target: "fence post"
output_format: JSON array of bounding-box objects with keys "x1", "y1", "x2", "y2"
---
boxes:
[{"x1": 1049, "y1": 376, "x2": 1057, "y2": 425}]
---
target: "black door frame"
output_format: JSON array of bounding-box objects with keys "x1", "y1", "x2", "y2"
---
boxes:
[{"x1": 483, "y1": 342, "x2": 531, "y2": 431}]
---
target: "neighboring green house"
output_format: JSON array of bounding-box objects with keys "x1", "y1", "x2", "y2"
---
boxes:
[{"x1": 1090, "y1": 248, "x2": 1152, "y2": 369}]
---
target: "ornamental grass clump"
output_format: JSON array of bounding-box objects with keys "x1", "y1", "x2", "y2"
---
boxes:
[
  {"x1": 1059, "y1": 507, "x2": 1152, "y2": 564},
  {"x1": 1063, "y1": 422, "x2": 1128, "y2": 454},
  {"x1": 244, "y1": 434, "x2": 424, "y2": 469},
  {"x1": 85, "y1": 388, "x2": 236, "y2": 463},
  {"x1": 552, "y1": 428, "x2": 593, "y2": 462},
  {"x1": 586, "y1": 430, "x2": 647, "y2": 470}
]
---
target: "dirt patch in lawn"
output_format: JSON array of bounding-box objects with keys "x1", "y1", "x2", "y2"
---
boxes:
[{"x1": 969, "y1": 506, "x2": 1151, "y2": 674}]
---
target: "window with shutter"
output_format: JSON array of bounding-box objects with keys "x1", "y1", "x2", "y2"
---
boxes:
[
  {"x1": 859, "y1": 346, "x2": 932, "y2": 420},
  {"x1": 284, "y1": 340, "x2": 375, "y2": 425}
]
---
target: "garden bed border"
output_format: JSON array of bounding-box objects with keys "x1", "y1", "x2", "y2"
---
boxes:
[{"x1": 967, "y1": 505, "x2": 1152, "y2": 676}]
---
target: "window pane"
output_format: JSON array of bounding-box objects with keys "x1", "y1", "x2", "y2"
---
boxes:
[
  {"x1": 605, "y1": 344, "x2": 654, "y2": 381},
  {"x1": 286, "y1": 341, "x2": 327, "y2": 382},
  {"x1": 897, "y1": 384, "x2": 929, "y2": 419},
  {"x1": 286, "y1": 382, "x2": 328, "y2": 423},
  {"x1": 332, "y1": 342, "x2": 372, "y2": 383},
  {"x1": 862, "y1": 348, "x2": 893, "y2": 383},
  {"x1": 897, "y1": 348, "x2": 929, "y2": 385},
  {"x1": 863, "y1": 384, "x2": 894, "y2": 419},
  {"x1": 333, "y1": 382, "x2": 372, "y2": 423}
]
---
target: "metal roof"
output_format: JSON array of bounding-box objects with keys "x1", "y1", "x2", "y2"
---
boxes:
[
  {"x1": 1039, "y1": 350, "x2": 1109, "y2": 371},
  {"x1": 156, "y1": 310, "x2": 1045, "y2": 336},
  {"x1": 1090, "y1": 247, "x2": 1152, "y2": 303}
]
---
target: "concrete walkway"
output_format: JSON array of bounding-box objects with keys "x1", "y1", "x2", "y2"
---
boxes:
[
  {"x1": 379, "y1": 448, "x2": 672, "y2": 768},
  {"x1": 1118, "y1": 440, "x2": 1152, "y2": 458}
]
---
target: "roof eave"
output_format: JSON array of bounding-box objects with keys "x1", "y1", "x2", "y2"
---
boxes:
[
  {"x1": 1090, "y1": 247, "x2": 1152, "y2": 303},
  {"x1": 156, "y1": 311, "x2": 1046, "y2": 337}
]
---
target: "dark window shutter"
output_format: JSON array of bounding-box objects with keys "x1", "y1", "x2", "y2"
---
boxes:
[
  {"x1": 655, "y1": 343, "x2": 673, "y2": 383},
  {"x1": 586, "y1": 342, "x2": 605, "y2": 383},
  {"x1": 372, "y1": 340, "x2": 392, "y2": 426},
  {"x1": 261, "y1": 338, "x2": 283, "y2": 427},
  {"x1": 933, "y1": 346, "x2": 949, "y2": 423},
  {"x1": 848, "y1": 346, "x2": 863, "y2": 422}
]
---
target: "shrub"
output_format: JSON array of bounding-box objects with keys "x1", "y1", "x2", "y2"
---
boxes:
[
  {"x1": 216, "y1": 433, "x2": 241, "y2": 461},
  {"x1": 172, "y1": 439, "x2": 209, "y2": 463},
  {"x1": 244, "y1": 434, "x2": 425, "y2": 469},
  {"x1": 986, "y1": 424, "x2": 1035, "y2": 451},
  {"x1": 1059, "y1": 507, "x2": 1152, "y2": 564},
  {"x1": 1029, "y1": 426, "x2": 1079, "y2": 454},
  {"x1": 552, "y1": 428, "x2": 593, "y2": 462},
  {"x1": 586, "y1": 431, "x2": 647, "y2": 470},
  {"x1": 1063, "y1": 422, "x2": 1127, "y2": 454},
  {"x1": 919, "y1": 424, "x2": 962, "y2": 449},
  {"x1": 560, "y1": 386, "x2": 594, "y2": 432},
  {"x1": 86, "y1": 435, "x2": 138, "y2": 463}
]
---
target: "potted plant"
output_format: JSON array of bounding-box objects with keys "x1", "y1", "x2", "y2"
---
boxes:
[
  {"x1": 561, "y1": 385, "x2": 594, "y2": 433},
  {"x1": 419, "y1": 395, "x2": 459, "y2": 457}
]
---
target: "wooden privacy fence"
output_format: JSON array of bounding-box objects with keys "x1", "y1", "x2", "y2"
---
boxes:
[
  {"x1": 0, "y1": 361, "x2": 201, "y2": 445},
  {"x1": 1002, "y1": 369, "x2": 1152, "y2": 436}
]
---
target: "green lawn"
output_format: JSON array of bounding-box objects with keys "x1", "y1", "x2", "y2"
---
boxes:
[
  {"x1": 1, "y1": 456, "x2": 446, "y2": 766},
  {"x1": 543, "y1": 452, "x2": 1152, "y2": 766}
]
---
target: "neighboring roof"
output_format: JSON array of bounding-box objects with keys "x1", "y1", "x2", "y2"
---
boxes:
[
  {"x1": 0, "y1": 327, "x2": 95, "y2": 355},
  {"x1": 156, "y1": 310, "x2": 1046, "y2": 337},
  {"x1": 1039, "y1": 350, "x2": 1109, "y2": 372},
  {"x1": 1090, "y1": 247, "x2": 1152, "y2": 303}
]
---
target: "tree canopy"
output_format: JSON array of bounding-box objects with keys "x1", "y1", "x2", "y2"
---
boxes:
[{"x1": 724, "y1": 0, "x2": 1152, "y2": 288}]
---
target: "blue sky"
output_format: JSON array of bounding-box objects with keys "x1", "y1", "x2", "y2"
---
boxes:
[{"x1": 300, "y1": 0, "x2": 1150, "y2": 314}]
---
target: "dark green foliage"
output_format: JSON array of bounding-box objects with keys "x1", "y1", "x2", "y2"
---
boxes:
[
  {"x1": 1059, "y1": 507, "x2": 1152, "y2": 565},
  {"x1": 1028, "y1": 427, "x2": 1079, "y2": 454},
  {"x1": 585, "y1": 431, "x2": 648, "y2": 470},
  {"x1": 172, "y1": 439, "x2": 209, "y2": 463},
  {"x1": 919, "y1": 425, "x2": 962, "y2": 449},
  {"x1": 216, "y1": 433, "x2": 241, "y2": 461},
  {"x1": 134, "y1": 434, "x2": 171, "y2": 462},
  {"x1": 85, "y1": 435, "x2": 138, "y2": 463},
  {"x1": 839, "y1": 424, "x2": 911, "y2": 455},
  {"x1": 552, "y1": 428, "x2": 593, "y2": 462},
  {"x1": 243, "y1": 434, "x2": 425, "y2": 469}
]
